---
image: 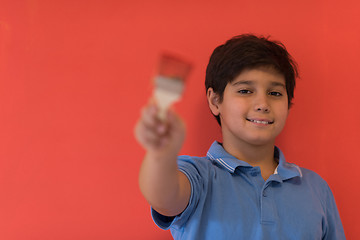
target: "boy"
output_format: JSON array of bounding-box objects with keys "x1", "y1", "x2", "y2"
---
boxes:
[{"x1": 135, "y1": 34, "x2": 345, "y2": 239}]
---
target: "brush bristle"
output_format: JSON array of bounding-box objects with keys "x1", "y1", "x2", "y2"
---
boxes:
[
  {"x1": 157, "y1": 53, "x2": 192, "y2": 80},
  {"x1": 154, "y1": 76, "x2": 184, "y2": 95},
  {"x1": 152, "y1": 53, "x2": 191, "y2": 120}
]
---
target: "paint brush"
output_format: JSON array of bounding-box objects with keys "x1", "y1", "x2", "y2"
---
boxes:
[{"x1": 153, "y1": 53, "x2": 192, "y2": 120}]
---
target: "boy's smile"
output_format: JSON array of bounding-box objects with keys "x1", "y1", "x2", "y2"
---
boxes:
[
  {"x1": 207, "y1": 67, "x2": 289, "y2": 148},
  {"x1": 246, "y1": 118, "x2": 274, "y2": 125}
]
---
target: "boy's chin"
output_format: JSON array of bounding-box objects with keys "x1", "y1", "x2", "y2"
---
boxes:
[{"x1": 245, "y1": 136, "x2": 277, "y2": 146}]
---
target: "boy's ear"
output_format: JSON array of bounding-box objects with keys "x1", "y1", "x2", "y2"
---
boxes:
[{"x1": 207, "y1": 88, "x2": 220, "y2": 116}]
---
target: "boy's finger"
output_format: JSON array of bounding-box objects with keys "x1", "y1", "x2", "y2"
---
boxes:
[
  {"x1": 167, "y1": 109, "x2": 184, "y2": 130},
  {"x1": 142, "y1": 105, "x2": 171, "y2": 134},
  {"x1": 135, "y1": 123, "x2": 161, "y2": 148},
  {"x1": 141, "y1": 105, "x2": 158, "y2": 128},
  {"x1": 142, "y1": 127, "x2": 163, "y2": 143},
  {"x1": 141, "y1": 115, "x2": 168, "y2": 136}
]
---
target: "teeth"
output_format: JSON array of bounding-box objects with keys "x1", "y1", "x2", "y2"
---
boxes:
[{"x1": 250, "y1": 119, "x2": 271, "y2": 124}]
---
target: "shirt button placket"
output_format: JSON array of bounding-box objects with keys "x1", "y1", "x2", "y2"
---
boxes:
[{"x1": 260, "y1": 185, "x2": 276, "y2": 224}]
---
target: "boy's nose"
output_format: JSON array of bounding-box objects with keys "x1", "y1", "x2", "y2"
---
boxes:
[
  {"x1": 254, "y1": 95, "x2": 270, "y2": 113},
  {"x1": 255, "y1": 106, "x2": 270, "y2": 112}
]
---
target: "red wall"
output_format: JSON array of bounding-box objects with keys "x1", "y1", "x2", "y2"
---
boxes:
[{"x1": 0, "y1": 0, "x2": 359, "y2": 239}]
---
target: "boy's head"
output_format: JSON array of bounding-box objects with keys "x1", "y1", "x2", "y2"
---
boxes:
[{"x1": 205, "y1": 34, "x2": 298, "y2": 125}]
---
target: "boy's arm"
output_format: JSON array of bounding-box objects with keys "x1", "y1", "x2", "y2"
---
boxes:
[{"x1": 135, "y1": 103, "x2": 191, "y2": 217}]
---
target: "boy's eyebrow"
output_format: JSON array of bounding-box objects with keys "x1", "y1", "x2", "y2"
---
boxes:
[
  {"x1": 270, "y1": 82, "x2": 286, "y2": 88},
  {"x1": 232, "y1": 80, "x2": 286, "y2": 88},
  {"x1": 231, "y1": 80, "x2": 254, "y2": 86}
]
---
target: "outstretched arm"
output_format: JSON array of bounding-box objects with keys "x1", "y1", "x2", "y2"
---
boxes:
[{"x1": 135, "y1": 102, "x2": 191, "y2": 217}]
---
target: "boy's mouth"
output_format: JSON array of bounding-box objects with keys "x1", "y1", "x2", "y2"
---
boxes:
[{"x1": 246, "y1": 118, "x2": 274, "y2": 125}]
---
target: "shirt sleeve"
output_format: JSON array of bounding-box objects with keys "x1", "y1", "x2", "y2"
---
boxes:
[
  {"x1": 322, "y1": 184, "x2": 346, "y2": 240},
  {"x1": 151, "y1": 155, "x2": 205, "y2": 230}
]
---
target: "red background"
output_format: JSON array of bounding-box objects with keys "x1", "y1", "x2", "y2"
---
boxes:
[{"x1": 0, "y1": 0, "x2": 359, "y2": 239}]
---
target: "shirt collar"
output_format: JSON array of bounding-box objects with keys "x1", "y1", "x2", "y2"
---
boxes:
[
  {"x1": 276, "y1": 147, "x2": 303, "y2": 180},
  {"x1": 206, "y1": 141, "x2": 302, "y2": 181},
  {"x1": 206, "y1": 141, "x2": 252, "y2": 173}
]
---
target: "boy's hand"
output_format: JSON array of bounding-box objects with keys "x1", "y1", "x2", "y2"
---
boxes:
[{"x1": 135, "y1": 102, "x2": 185, "y2": 156}]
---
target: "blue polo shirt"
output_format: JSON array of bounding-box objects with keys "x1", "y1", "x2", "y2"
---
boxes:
[{"x1": 152, "y1": 141, "x2": 345, "y2": 239}]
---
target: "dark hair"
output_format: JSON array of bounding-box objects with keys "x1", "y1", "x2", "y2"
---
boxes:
[{"x1": 205, "y1": 34, "x2": 299, "y2": 125}]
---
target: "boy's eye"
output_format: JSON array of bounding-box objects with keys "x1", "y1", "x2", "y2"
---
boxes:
[
  {"x1": 269, "y1": 91, "x2": 283, "y2": 96},
  {"x1": 238, "y1": 89, "x2": 252, "y2": 94}
]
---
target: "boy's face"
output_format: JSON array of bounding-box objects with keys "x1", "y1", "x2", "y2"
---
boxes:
[{"x1": 208, "y1": 67, "x2": 289, "y2": 147}]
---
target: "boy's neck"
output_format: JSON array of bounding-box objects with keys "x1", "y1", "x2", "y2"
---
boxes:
[{"x1": 222, "y1": 140, "x2": 278, "y2": 179}]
